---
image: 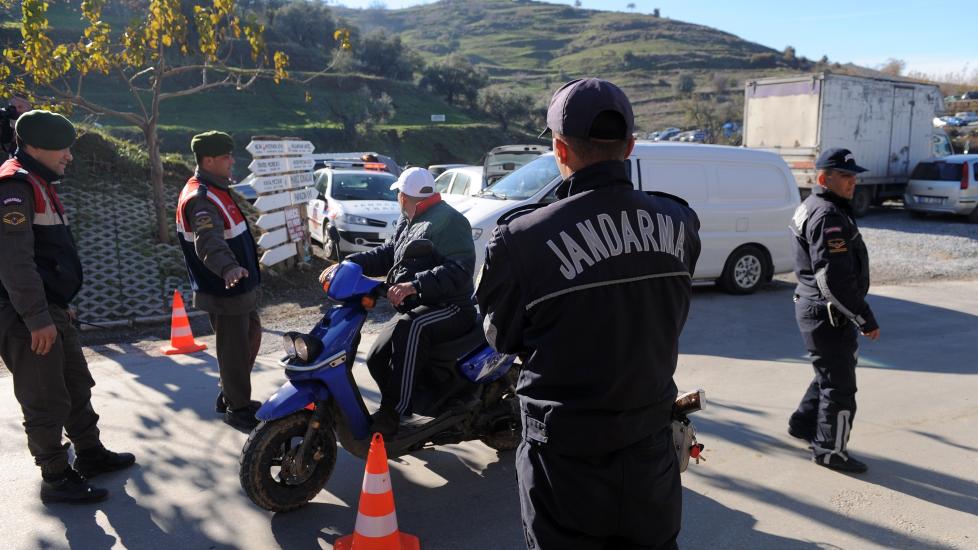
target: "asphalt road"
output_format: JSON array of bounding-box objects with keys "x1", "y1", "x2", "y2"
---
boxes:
[{"x1": 1, "y1": 280, "x2": 976, "y2": 549}]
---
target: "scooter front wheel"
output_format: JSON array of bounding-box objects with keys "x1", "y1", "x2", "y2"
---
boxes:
[{"x1": 239, "y1": 411, "x2": 337, "y2": 512}]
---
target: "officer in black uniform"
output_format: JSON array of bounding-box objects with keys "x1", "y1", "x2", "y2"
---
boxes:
[
  {"x1": 477, "y1": 78, "x2": 701, "y2": 550},
  {"x1": 789, "y1": 148, "x2": 880, "y2": 473},
  {"x1": 0, "y1": 111, "x2": 135, "y2": 504}
]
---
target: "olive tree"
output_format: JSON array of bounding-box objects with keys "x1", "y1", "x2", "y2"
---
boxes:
[{"x1": 0, "y1": 0, "x2": 349, "y2": 243}]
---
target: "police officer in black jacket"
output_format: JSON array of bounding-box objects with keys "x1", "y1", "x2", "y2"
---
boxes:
[
  {"x1": 477, "y1": 78, "x2": 701, "y2": 550},
  {"x1": 789, "y1": 148, "x2": 880, "y2": 474}
]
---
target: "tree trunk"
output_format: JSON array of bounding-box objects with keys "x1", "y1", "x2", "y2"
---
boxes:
[{"x1": 144, "y1": 124, "x2": 170, "y2": 244}]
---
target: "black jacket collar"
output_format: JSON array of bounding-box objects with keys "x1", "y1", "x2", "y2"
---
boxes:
[
  {"x1": 196, "y1": 168, "x2": 231, "y2": 190},
  {"x1": 15, "y1": 149, "x2": 60, "y2": 184},
  {"x1": 555, "y1": 160, "x2": 632, "y2": 200},
  {"x1": 813, "y1": 185, "x2": 853, "y2": 213}
]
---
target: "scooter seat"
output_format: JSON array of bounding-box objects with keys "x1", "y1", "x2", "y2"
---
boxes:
[{"x1": 428, "y1": 319, "x2": 486, "y2": 362}]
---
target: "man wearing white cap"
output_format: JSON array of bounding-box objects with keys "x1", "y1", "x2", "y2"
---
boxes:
[{"x1": 319, "y1": 167, "x2": 476, "y2": 436}]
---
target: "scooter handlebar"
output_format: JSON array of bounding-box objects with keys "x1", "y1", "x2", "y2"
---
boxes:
[{"x1": 394, "y1": 293, "x2": 422, "y2": 314}]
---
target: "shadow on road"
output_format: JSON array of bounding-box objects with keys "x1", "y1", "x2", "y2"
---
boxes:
[
  {"x1": 682, "y1": 489, "x2": 828, "y2": 549},
  {"x1": 38, "y1": 467, "x2": 223, "y2": 549},
  {"x1": 691, "y1": 410, "x2": 977, "y2": 548},
  {"x1": 685, "y1": 283, "x2": 978, "y2": 375}
]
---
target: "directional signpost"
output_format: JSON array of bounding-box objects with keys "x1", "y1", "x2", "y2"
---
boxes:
[{"x1": 244, "y1": 138, "x2": 316, "y2": 266}]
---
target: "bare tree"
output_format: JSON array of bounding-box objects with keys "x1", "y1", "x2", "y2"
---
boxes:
[{"x1": 878, "y1": 58, "x2": 906, "y2": 77}]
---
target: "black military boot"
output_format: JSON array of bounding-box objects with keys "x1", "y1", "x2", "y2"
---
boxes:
[
  {"x1": 40, "y1": 468, "x2": 108, "y2": 504},
  {"x1": 370, "y1": 406, "x2": 400, "y2": 438},
  {"x1": 815, "y1": 452, "x2": 868, "y2": 474},
  {"x1": 216, "y1": 392, "x2": 261, "y2": 414},
  {"x1": 787, "y1": 423, "x2": 815, "y2": 442},
  {"x1": 224, "y1": 403, "x2": 261, "y2": 432},
  {"x1": 73, "y1": 445, "x2": 137, "y2": 478}
]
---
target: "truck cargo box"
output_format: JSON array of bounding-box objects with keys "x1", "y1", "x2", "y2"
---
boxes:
[{"x1": 743, "y1": 73, "x2": 950, "y2": 215}]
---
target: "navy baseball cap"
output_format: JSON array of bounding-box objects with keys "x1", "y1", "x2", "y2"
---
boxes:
[
  {"x1": 539, "y1": 78, "x2": 634, "y2": 140},
  {"x1": 816, "y1": 148, "x2": 868, "y2": 174}
]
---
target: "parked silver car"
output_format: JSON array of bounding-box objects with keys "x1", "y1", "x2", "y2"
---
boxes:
[{"x1": 904, "y1": 155, "x2": 978, "y2": 222}]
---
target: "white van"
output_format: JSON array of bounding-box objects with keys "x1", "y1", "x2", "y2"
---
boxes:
[{"x1": 445, "y1": 142, "x2": 800, "y2": 294}]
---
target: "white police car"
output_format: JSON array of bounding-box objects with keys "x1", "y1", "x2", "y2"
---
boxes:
[{"x1": 307, "y1": 163, "x2": 401, "y2": 260}]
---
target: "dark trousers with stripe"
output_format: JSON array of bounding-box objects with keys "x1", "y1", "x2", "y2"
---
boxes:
[
  {"x1": 518, "y1": 428, "x2": 681, "y2": 550},
  {"x1": 791, "y1": 298, "x2": 859, "y2": 460},
  {"x1": 208, "y1": 310, "x2": 262, "y2": 410},
  {"x1": 0, "y1": 304, "x2": 102, "y2": 475},
  {"x1": 366, "y1": 304, "x2": 476, "y2": 415}
]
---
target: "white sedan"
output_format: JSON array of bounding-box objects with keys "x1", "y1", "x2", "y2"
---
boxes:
[{"x1": 307, "y1": 168, "x2": 401, "y2": 260}]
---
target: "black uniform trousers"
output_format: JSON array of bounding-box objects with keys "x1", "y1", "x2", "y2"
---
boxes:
[
  {"x1": 518, "y1": 427, "x2": 681, "y2": 550},
  {"x1": 207, "y1": 310, "x2": 262, "y2": 410},
  {"x1": 791, "y1": 297, "x2": 859, "y2": 461},
  {"x1": 0, "y1": 304, "x2": 101, "y2": 475},
  {"x1": 366, "y1": 304, "x2": 476, "y2": 416}
]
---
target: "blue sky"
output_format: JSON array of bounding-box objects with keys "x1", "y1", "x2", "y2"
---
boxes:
[{"x1": 332, "y1": 0, "x2": 975, "y2": 79}]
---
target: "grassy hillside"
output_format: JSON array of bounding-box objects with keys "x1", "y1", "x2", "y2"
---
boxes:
[
  {"x1": 4, "y1": 0, "x2": 851, "y2": 161},
  {"x1": 0, "y1": 1, "x2": 533, "y2": 171},
  {"x1": 335, "y1": 0, "x2": 810, "y2": 130}
]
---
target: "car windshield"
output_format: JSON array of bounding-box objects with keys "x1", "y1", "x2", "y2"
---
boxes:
[
  {"x1": 911, "y1": 161, "x2": 963, "y2": 181},
  {"x1": 485, "y1": 151, "x2": 543, "y2": 173},
  {"x1": 483, "y1": 155, "x2": 560, "y2": 200},
  {"x1": 329, "y1": 172, "x2": 398, "y2": 201}
]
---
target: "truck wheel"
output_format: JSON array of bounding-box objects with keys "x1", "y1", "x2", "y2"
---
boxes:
[
  {"x1": 851, "y1": 187, "x2": 872, "y2": 217},
  {"x1": 718, "y1": 245, "x2": 768, "y2": 295},
  {"x1": 239, "y1": 411, "x2": 337, "y2": 512}
]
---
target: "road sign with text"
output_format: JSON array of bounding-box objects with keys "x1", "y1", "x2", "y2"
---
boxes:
[
  {"x1": 246, "y1": 138, "x2": 317, "y2": 266},
  {"x1": 250, "y1": 172, "x2": 315, "y2": 194},
  {"x1": 246, "y1": 140, "x2": 315, "y2": 157},
  {"x1": 248, "y1": 157, "x2": 315, "y2": 176}
]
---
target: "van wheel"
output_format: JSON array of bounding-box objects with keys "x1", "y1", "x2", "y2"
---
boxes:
[
  {"x1": 851, "y1": 187, "x2": 872, "y2": 217},
  {"x1": 719, "y1": 245, "x2": 767, "y2": 295},
  {"x1": 968, "y1": 206, "x2": 978, "y2": 224}
]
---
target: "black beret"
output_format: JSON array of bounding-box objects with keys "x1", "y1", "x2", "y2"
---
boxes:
[
  {"x1": 15, "y1": 110, "x2": 76, "y2": 150},
  {"x1": 191, "y1": 131, "x2": 234, "y2": 158}
]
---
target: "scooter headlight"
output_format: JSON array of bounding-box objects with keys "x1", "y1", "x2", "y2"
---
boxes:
[
  {"x1": 282, "y1": 332, "x2": 299, "y2": 357},
  {"x1": 293, "y1": 334, "x2": 323, "y2": 363}
]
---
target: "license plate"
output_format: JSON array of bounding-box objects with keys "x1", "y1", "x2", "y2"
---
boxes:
[{"x1": 918, "y1": 196, "x2": 945, "y2": 204}]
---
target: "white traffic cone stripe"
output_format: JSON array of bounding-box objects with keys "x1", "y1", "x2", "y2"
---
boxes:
[
  {"x1": 172, "y1": 307, "x2": 187, "y2": 317},
  {"x1": 171, "y1": 326, "x2": 193, "y2": 338},
  {"x1": 353, "y1": 510, "x2": 399, "y2": 538},
  {"x1": 362, "y1": 472, "x2": 391, "y2": 495}
]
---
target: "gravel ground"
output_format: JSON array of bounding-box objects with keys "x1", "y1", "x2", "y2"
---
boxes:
[
  {"x1": 774, "y1": 202, "x2": 978, "y2": 285},
  {"x1": 49, "y1": 202, "x2": 978, "y2": 360}
]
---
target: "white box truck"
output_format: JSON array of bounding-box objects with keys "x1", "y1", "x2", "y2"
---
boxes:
[{"x1": 743, "y1": 72, "x2": 952, "y2": 216}]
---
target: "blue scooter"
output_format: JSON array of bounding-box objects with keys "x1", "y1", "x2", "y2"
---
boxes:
[{"x1": 239, "y1": 240, "x2": 520, "y2": 512}]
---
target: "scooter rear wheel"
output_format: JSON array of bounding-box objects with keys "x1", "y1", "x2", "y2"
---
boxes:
[{"x1": 239, "y1": 411, "x2": 337, "y2": 512}]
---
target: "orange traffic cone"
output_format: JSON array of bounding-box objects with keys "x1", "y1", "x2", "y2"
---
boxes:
[
  {"x1": 335, "y1": 433, "x2": 420, "y2": 550},
  {"x1": 160, "y1": 289, "x2": 207, "y2": 355}
]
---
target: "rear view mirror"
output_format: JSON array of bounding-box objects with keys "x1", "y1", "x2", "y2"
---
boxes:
[{"x1": 403, "y1": 239, "x2": 434, "y2": 259}]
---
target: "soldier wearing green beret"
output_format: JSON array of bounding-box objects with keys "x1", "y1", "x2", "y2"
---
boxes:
[
  {"x1": 175, "y1": 130, "x2": 263, "y2": 431},
  {"x1": 0, "y1": 110, "x2": 136, "y2": 504}
]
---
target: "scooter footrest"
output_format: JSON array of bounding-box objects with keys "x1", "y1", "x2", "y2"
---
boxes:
[{"x1": 401, "y1": 414, "x2": 436, "y2": 430}]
